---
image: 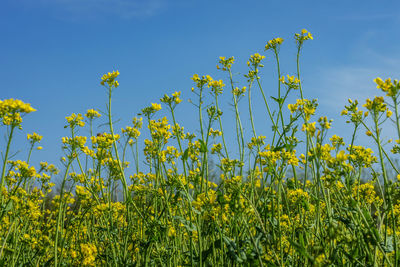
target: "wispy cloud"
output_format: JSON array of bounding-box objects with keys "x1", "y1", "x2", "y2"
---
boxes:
[
  {"x1": 19, "y1": 0, "x2": 166, "y2": 20},
  {"x1": 311, "y1": 34, "x2": 400, "y2": 112},
  {"x1": 308, "y1": 37, "x2": 400, "y2": 147},
  {"x1": 314, "y1": 66, "x2": 380, "y2": 111}
]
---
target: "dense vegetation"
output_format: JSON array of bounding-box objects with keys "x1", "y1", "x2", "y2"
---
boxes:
[{"x1": 1, "y1": 29, "x2": 400, "y2": 266}]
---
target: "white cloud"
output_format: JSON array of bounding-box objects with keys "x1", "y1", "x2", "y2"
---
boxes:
[
  {"x1": 312, "y1": 46, "x2": 400, "y2": 112},
  {"x1": 308, "y1": 43, "x2": 400, "y2": 150},
  {"x1": 314, "y1": 67, "x2": 379, "y2": 110}
]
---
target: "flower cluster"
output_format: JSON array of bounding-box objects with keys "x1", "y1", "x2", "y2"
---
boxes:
[
  {"x1": 374, "y1": 77, "x2": 400, "y2": 97},
  {"x1": 247, "y1": 53, "x2": 266, "y2": 68},
  {"x1": 65, "y1": 113, "x2": 85, "y2": 128},
  {"x1": 265, "y1": 37, "x2": 284, "y2": 51},
  {"x1": 100, "y1": 70, "x2": 120, "y2": 87},
  {"x1": 217, "y1": 56, "x2": 235, "y2": 71},
  {"x1": 288, "y1": 98, "x2": 317, "y2": 121},
  {"x1": 295, "y1": 28, "x2": 313, "y2": 47},
  {"x1": 85, "y1": 109, "x2": 101, "y2": 119},
  {"x1": 0, "y1": 99, "x2": 36, "y2": 126}
]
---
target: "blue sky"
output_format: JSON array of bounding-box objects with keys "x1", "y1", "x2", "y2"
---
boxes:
[{"x1": 2, "y1": 0, "x2": 400, "y2": 172}]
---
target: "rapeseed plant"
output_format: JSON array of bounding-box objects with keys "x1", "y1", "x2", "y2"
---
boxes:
[{"x1": 1, "y1": 29, "x2": 400, "y2": 266}]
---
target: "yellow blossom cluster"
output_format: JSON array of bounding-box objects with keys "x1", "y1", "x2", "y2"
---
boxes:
[
  {"x1": 352, "y1": 182, "x2": 381, "y2": 205},
  {"x1": 295, "y1": 28, "x2": 313, "y2": 46},
  {"x1": 27, "y1": 132, "x2": 43, "y2": 144},
  {"x1": 247, "y1": 135, "x2": 266, "y2": 150},
  {"x1": 247, "y1": 53, "x2": 266, "y2": 68},
  {"x1": 65, "y1": 113, "x2": 85, "y2": 127},
  {"x1": 160, "y1": 91, "x2": 183, "y2": 105},
  {"x1": 280, "y1": 74, "x2": 300, "y2": 89},
  {"x1": 217, "y1": 56, "x2": 235, "y2": 71},
  {"x1": 0, "y1": 99, "x2": 36, "y2": 126},
  {"x1": 265, "y1": 37, "x2": 284, "y2": 50},
  {"x1": 232, "y1": 86, "x2": 246, "y2": 96},
  {"x1": 288, "y1": 98, "x2": 317, "y2": 121},
  {"x1": 85, "y1": 109, "x2": 101, "y2": 119},
  {"x1": 91, "y1": 132, "x2": 119, "y2": 150},
  {"x1": 374, "y1": 77, "x2": 400, "y2": 97},
  {"x1": 206, "y1": 75, "x2": 225, "y2": 95},
  {"x1": 100, "y1": 70, "x2": 119, "y2": 87},
  {"x1": 287, "y1": 188, "x2": 310, "y2": 204},
  {"x1": 363, "y1": 96, "x2": 387, "y2": 113},
  {"x1": 62, "y1": 136, "x2": 87, "y2": 148},
  {"x1": 0, "y1": 98, "x2": 36, "y2": 115},
  {"x1": 348, "y1": 145, "x2": 377, "y2": 168}
]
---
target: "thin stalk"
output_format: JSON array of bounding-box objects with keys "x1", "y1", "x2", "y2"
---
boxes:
[
  {"x1": 107, "y1": 86, "x2": 129, "y2": 201},
  {"x1": 228, "y1": 69, "x2": 245, "y2": 175},
  {"x1": 374, "y1": 114, "x2": 397, "y2": 265},
  {"x1": 214, "y1": 95, "x2": 229, "y2": 160},
  {"x1": 1, "y1": 126, "x2": 15, "y2": 187},
  {"x1": 393, "y1": 97, "x2": 400, "y2": 140},
  {"x1": 54, "y1": 159, "x2": 73, "y2": 267},
  {"x1": 255, "y1": 73, "x2": 281, "y2": 138}
]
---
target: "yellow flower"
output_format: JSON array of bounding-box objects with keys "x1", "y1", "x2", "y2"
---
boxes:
[
  {"x1": 265, "y1": 37, "x2": 284, "y2": 50},
  {"x1": 85, "y1": 109, "x2": 101, "y2": 119},
  {"x1": 0, "y1": 99, "x2": 36, "y2": 126},
  {"x1": 287, "y1": 188, "x2": 310, "y2": 204},
  {"x1": 71, "y1": 250, "x2": 78, "y2": 259},
  {"x1": 168, "y1": 226, "x2": 176, "y2": 237},
  {"x1": 302, "y1": 122, "x2": 316, "y2": 136},
  {"x1": 152, "y1": 103, "x2": 161, "y2": 111},
  {"x1": 232, "y1": 86, "x2": 246, "y2": 96},
  {"x1": 65, "y1": 113, "x2": 85, "y2": 127},
  {"x1": 0, "y1": 99, "x2": 36, "y2": 115},
  {"x1": 330, "y1": 135, "x2": 344, "y2": 147},
  {"x1": 122, "y1": 126, "x2": 141, "y2": 139},
  {"x1": 27, "y1": 132, "x2": 43, "y2": 144},
  {"x1": 209, "y1": 128, "x2": 222, "y2": 137},
  {"x1": 218, "y1": 56, "x2": 235, "y2": 70},
  {"x1": 100, "y1": 70, "x2": 120, "y2": 87},
  {"x1": 80, "y1": 243, "x2": 98, "y2": 266},
  {"x1": 363, "y1": 96, "x2": 386, "y2": 113},
  {"x1": 336, "y1": 150, "x2": 348, "y2": 162},
  {"x1": 288, "y1": 104, "x2": 296, "y2": 113},
  {"x1": 249, "y1": 53, "x2": 266, "y2": 66},
  {"x1": 295, "y1": 29, "x2": 314, "y2": 46},
  {"x1": 207, "y1": 77, "x2": 225, "y2": 95},
  {"x1": 318, "y1": 116, "x2": 332, "y2": 129},
  {"x1": 374, "y1": 77, "x2": 399, "y2": 97},
  {"x1": 172, "y1": 91, "x2": 182, "y2": 104}
]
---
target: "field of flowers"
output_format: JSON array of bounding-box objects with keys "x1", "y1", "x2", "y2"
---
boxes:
[{"x1": 1, "y1": 29, "x2": 400, "y2": 266}]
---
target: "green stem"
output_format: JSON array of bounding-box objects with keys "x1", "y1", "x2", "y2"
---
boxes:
[
  {"x1": 54, "y1": 159, "x2": 73, "y2": 267},
  {"x1": 1, "y1": 126, "x2": 15, "y2": 187},
  {"x1": 215, "y1": 95, "x2": 229, "y2": 160},
  {"x1": 107, "y1": 86, "x2": 129, "y2": 201}
]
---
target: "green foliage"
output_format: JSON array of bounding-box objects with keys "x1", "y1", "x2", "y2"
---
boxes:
[{"x1": 1, "y1": 29, "x2": 400, "y2": 266}]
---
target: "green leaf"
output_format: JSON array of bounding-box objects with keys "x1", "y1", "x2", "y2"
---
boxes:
[
  {"x1": 182, "y1": 148, "x2": 189, "y2": 161},
  {"x1": 173, "y1": 216, "x2": 197, "y2": 232},
  {"x1": 198, "y1": 139, "x2": 208, "y2": 153},
  {"x1": 288, "y1": 239, "x2": 314, "y2": 262},
  {"x1": 381, "y1": 236, "x2": 394, "y2": 253},
  {"x1": 270, "y1": 96, "x2": 284, "y2": 105}
]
